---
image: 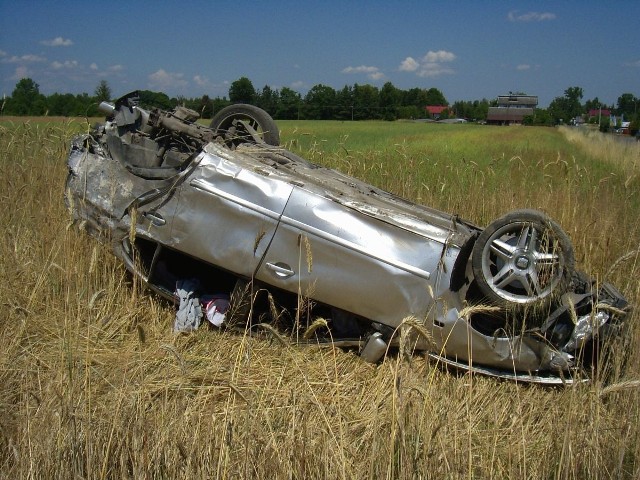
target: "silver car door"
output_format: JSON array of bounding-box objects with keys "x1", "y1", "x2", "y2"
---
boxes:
[
  {"x1": 166, "y1": 144, "x2": 294, "y2": 279},
  {"x1": 254, "y1": 185, "x2": 442, "y2": 325}
]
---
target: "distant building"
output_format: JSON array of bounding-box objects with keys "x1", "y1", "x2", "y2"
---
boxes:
[
  {"x1": 486, "y1": 94, "x2": 537, "y2": 125},
  {"x1": 587, "y1": 109, "x2": 611, "y2": 120},
  {"x1": 425, "y1": 105, "x2": 449, "y2": 119}
]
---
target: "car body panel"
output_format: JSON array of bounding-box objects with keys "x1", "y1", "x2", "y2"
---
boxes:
[
  {"x1": 168, "y1": 148, "x2": 294, "y2": 279},
  {"x1": 257, "y1": 185, "x2": 443, "y2": 324}
]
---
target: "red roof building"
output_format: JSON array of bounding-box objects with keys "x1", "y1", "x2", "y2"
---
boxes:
[
  {"x1": 425, "y1": 105, "x2": 449, "y2": 119},
  {"x1": 588, "y1": 109, "x2": 611, "y2": 118}
]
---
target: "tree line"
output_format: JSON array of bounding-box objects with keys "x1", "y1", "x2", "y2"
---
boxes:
[
  {"x1": 525, "y1": 86, "x2": 639, "y2": 132},
  {"x1": 0, "y1": 77, "x2": 484, "y2": 121},
  {"x1": 1, "y1": 77, "x2": 638, "y2": 130}
]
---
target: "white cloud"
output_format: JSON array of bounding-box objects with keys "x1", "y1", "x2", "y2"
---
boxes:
[
  {"x1": 399, "y1": 57, "x2": 419, "y2": 72},
  {"x1": 422, "y1": 50, "x2": 456, "y2": 63},
  {"x1": 341, "y1": 65, "x2": 384, "y2": 81},
  {"x1": 508, "y1": 11, "x2": 556, "y2": 22},
  {"x1": 51, "y1": 60, "x2": 79, "y2": 69},
  {"x1": 192, "y1": 76, "x2": 234, "y2": 95},
  {"x1": 22, "y1": 54, "x2": 46, "y2": 62},
  {"x1": 624, "y1": 59, "x2": 640, "y2": 68},
  {"x1": 2, "y1": 54, "x2": 46, "y2": 63},
  {"x1": 10, "y1": 66, "x2": 30, "y2": 80},
  {"x1": 108, "y1": 64, "x2": 124, "y2": 72},
  {"x1": 342, "y1": 65, "x2": 378, "y2": 74},
  {"x1": 148, "y1": 69, "x2": 188, "y2": 89},
  {"x1": 41, "y1": 36, "x2": 74, "y2": 47},
  {"x1": 516, "y1": 64, "x2": 531, "y2": 71},
  {"x1": 417, "y1": 63, "x2": 455, "y2": 78},
  {"x1": 399, "y1": 50, "x2": 456, "y2": 78},
  {"x1": 90, "y1": 63, "x2": 98, "y2": 70},
  {"x1": 193, "y1": 74, "x2": 209, "y2": 87}
]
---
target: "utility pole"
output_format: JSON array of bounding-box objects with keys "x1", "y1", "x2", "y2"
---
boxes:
[{"x1": 598, "y1": 104, "x2": 601, "y2": 127}]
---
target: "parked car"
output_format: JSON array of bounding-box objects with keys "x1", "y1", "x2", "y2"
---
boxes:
[{"x1": 66, "y1": 91, "x2": 628, "y2": 384}]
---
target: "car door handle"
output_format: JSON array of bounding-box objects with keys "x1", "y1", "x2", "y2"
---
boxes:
[
  {"x1": 265, "y1": 262, "x2": 295, "y2": 278},
  {"x1": 143, "y1": 211, "x2": 166, "y2": 226}
]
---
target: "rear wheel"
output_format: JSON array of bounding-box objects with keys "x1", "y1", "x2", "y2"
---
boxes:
[
  {"x1": 471, "y1": 210, "x2": 575, "y2": 311},
  {"x1": 210, "y1": 104, "x2": 280, "y2": 147}
]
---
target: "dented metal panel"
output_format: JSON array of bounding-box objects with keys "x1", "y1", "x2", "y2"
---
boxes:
[
  {"x1": 256, "y1": 185, "x2": 440, "y2": 323},
  {"x1": 166, "y1": 150, "x2": 294, "y2": 278}
]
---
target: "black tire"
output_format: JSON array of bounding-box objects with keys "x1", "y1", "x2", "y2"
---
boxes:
[
  {"x1": 471, "y1": 209, "x2": 575, "y2": 310},
  {"x1": 210, "y1": 104, "x2": 280, "y2": 146}
]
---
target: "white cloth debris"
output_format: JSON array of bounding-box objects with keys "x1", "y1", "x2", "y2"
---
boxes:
[{"x1": 174, "y1": 279, "x2": 203, "y2": 332}]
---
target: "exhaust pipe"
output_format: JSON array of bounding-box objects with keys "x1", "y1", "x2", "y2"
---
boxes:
[
  {"x1": 98, "y1": 101, "x2": 115, "y2": 116},
  {"x1": 360, "y1": 332, "x2": 387, "y2": 363}
]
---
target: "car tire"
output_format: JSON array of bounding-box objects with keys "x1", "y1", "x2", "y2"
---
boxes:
[
  {"x1": 210, "y1": 104, "x2": 280, "y2": 146},
  {"x1": 471, "y1": 209, "x2": 575, "y2": 310}
]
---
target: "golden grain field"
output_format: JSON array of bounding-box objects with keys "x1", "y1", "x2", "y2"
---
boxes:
[{"x1": 1, "y1": 118, "x2": 639, "y2": 479}]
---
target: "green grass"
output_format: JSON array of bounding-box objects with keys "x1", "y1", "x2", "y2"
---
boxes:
[{"x1": 1, "y1": 118, "x2": 639, "y2": 478}]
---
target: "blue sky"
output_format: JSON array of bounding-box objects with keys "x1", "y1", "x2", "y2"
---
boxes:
[{"x1": 1, "y1": 1, "x2": 638, "y2": 108}]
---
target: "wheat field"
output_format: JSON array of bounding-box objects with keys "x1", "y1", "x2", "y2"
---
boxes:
[{"x1": 1, "y1": 118, "x2": 639, "y2": 479}]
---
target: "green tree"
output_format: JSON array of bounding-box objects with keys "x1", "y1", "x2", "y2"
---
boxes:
[
  {"x1": 616, "y1": 93, "x2": 638, "y2": 118},
  {"x1": 212, "y1": 97, "x2": 231, "y2": 115},
  {"x1": 303, "y1": 84, "x2": 337, "y2": 119},
  {"x1": 352, "y1": 84, "x2": 379, "y2": 120},
  {"x1": 397, "y1": 105, "x2": 421, "y2": 119},
  {"x1": 77, "y1": 92, "x2": 101, "y2": 116},
  {"x1": 138, "y1": 90, "x2": 173, "y2": 110},
  {"x1": 522, "y1": 108, "x2": 552, "y2": 126},
  {"x1": 175, "y1": 95, "x2": 199, "y2": 112},
  {"x1": 599, "y1": 116, "x2": 611, "y2": 133},
  {"x1": 629, "y1": 114, "x2": 639, "y2": 136},
  {"x1": 400, "y1": 88, "x2": 431, "y2": 118},
  {"x1": 451, "y1": 100, "x2": 489, "y2": 120},
  {"x1": 256, "y1": 85, "x2": 278, "y2": 115},
  {"x1": 424, "y1": 87, "x2": 447, "y2": 107},
  {"x1": 472, "y1": 99, "x2": 490, "y2": 120},
  {"x1": 197, "y1": 95, "x2": 214, "y2": 119},
  {"x1": 229, "y1": 77, "x2": 256, "y2": 104},
  {"x1": 334, "y1": 85, "x2": 354, "y2": 120},
  {"x1": 547, "y1": 97, "x2": 567, "y2": 124},
  {"x1": 274, "y1": 87, "x2": 301, "y2": 119},
  {"x1": 379, "y1": 81, "x2": 401, "y2": 120},
  {"x1": 8, "y1": 78, "x2": 46, "y2": 115},
  {"x1": 584, "y1": 97, "x2": 602, "y2": 113},
  {"x1": 565, "y1": 86, "x2": 584, "y2": 119},
  {"x1": 548, "y1": 86, "x2": 584, "y2": 124},
  {"x1": 47, "y1": 93, "x2": 78, "y2": 116},
  {"x1": 403, "y1": 88, "x2": 427, "y2": 109},
  {"x1": 94, "y1": 80, "x2": 112, "y2": 103}
]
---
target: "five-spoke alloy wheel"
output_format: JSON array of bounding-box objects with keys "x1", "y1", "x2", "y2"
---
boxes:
[{"x1": 471, "y1": 210, "x2": 575, "y2": 309}]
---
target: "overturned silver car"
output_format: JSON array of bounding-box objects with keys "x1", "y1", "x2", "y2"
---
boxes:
[{"x1": 66, "y1": 91, "x2": 628, "y2": 384}]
